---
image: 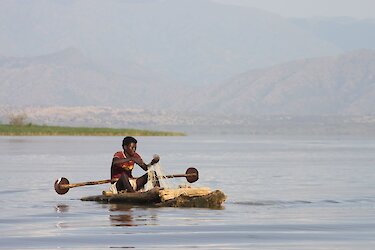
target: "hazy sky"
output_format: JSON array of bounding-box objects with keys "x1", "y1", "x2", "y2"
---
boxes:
[{"x1": 216, "y1": 0, "x2": 375, "y2": 18}]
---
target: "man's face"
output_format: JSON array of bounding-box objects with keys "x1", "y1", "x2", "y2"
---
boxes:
[{"x1": 124, "y1": 142, "x2": 137, "y2": 156}]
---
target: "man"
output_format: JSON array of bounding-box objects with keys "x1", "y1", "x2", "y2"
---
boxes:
[{"x1": 110, "y1": 136, "x2": 160, "y2": 193}]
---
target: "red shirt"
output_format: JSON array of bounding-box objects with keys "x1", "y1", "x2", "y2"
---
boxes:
[{"x1": 111, "y1": 151, "x2": 141, "y2": 179}]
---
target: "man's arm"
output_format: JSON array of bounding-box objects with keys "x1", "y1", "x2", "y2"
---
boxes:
[
  {"x1": 134, "y1": 155, "x2": 160, "y2": 171},
  {"x1": 112, "y1": 155, "x2": 148, "y2": 171},
  {"x1": 112, "y1": 157, "x2": 134, "y2": 165}
]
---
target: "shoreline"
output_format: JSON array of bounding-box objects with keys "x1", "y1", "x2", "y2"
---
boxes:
[{"x1": 0, "y1": 124, "x2": 185, "y2": 136}]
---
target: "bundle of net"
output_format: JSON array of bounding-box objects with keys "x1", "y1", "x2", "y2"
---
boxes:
[{"x1": 144, "y1": 162, "x2": 176, "y2": 191}]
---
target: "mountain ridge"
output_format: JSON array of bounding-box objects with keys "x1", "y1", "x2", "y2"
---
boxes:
[
  {"x1": 0, "y1": 0, "x2": 341, "y2": 85},
  {"x1": 1, "y1": 49, "x2": 374, "y2": 116},
  {"x1": 173, "y1": 49, "x2": 375, "y2": 115}
]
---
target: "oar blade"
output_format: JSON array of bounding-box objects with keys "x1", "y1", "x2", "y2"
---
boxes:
[
  {"x1": 186, "y1": 167, "x2": 199, "y2": 183},
  {"x1": 54, "y1": 177, "x2": 70, "y2": 195}
]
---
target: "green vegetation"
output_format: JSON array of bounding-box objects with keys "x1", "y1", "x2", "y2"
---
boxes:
[{"x1": 0, "y1": 124, "x2": 185, "y2": 136}]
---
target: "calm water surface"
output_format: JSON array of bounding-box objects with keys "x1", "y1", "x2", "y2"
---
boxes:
[{"x1": 0, "y1": 135, "x2": 374, "y2": 249}]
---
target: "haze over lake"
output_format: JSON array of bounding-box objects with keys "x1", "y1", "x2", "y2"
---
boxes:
[
  {"x1": 1, "y1": 0, "x2": 374, "y2": 129},
  {"x1": 1, "y1": 1, "x2": 375, "y2": 249}
]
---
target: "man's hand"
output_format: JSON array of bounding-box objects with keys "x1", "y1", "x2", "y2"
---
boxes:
[{"x1": 150, "y1": 154, "x2": 160, "y2": 165}]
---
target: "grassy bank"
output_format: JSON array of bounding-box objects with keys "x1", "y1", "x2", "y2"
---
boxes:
[{"x1": 0, "y1": 124, "x2": 185, "y2": 136}]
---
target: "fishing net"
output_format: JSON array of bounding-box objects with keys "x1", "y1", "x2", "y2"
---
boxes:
[{"x1": 144, "y1": 162, "x2": 174, "y2": 191}]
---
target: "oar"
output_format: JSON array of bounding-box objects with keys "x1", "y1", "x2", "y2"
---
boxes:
[
  {"x1": 164, "y1": 167, "x2": 199, "y2": 183},
  {"x1": 54, "y1": 167, "x2": 199, "y2": 195},
  {"x1": 54, "y1": 177, "x2": 114, "y2": 195}
]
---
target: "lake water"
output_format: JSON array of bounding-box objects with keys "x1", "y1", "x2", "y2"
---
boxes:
[{"x1": 0, "y1": 135, "x2": 374, "y2": 249}]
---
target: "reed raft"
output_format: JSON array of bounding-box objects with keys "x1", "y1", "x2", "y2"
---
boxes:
[{"x1": 81, "y1": 187, "x2": 226, "y2": 209}]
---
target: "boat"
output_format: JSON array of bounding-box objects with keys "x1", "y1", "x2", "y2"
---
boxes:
[
  {"x1": 55, "y1": 167, "x2": 226, "y2": 208},
  {"x1": 80, "y1": 186, "x2": 226, "y2": 209}
]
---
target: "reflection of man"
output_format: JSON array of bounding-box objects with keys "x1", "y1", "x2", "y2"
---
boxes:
[
  {"x1": 109, "y1": 204, "x2": 134, "y2": 227},
  {"x1": 110, "y1": 136, "x2": 160, "y2": 193},
  {"x1": 109, "y1": 204, "x2": 158, "y2": 227}
]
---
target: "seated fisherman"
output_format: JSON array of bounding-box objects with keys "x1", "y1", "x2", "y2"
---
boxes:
[{"x1": 110, "y1": 136, "x2": 160, "y2": 193}]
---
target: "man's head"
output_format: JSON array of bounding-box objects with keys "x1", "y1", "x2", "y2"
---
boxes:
[{"x1": 122, "y1": 136, "x2": 137, "y2": 156}]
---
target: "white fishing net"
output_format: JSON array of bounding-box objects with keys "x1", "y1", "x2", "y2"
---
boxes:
[{"x1": 144, "y1": 162, "x2": 174, "y2": 191}]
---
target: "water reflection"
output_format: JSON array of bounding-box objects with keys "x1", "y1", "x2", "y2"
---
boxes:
[
  {"x1": 109, "y1": 204, "x2": 135, "y2": 227},
  {"x1": 108, "y1": 204, "x2": 158, "y2": 227},
  {"x1": 55, "y1": 204, "x2": 69, "y2": 213},
  {"x1": 6, "y1": 138, "x2": 30, "y2": 143}
]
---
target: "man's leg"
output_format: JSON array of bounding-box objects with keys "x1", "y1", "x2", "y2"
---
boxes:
[
  {"x1": 152, "y1": 171, "x2": 160, "y2": 187},
  {"x1": 136, "y1": 171, "x2": 161, "y2": 191},
  {"x1": 116, "y1": 173, "x2": 135, "y2": 192},
  {"x1": 136, "y1": 173, "x2": 148, "y2": 191}
]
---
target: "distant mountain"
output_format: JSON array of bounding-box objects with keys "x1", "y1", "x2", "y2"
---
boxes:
[
  {"x1": 176, "y1": 50, "x2": 375, "y2": 115},
  {"x1": 0, "y1": 48, "x2": 180, "y2": 108},
  {"x1": 1, "y1": 49, "x2": 374, "y2": 116},
  {"x1": 1, "y1": 1, "x2": 375, "y2": 132},
  {"x1": 0, "y1": 0, "x2": 340, "y2": 86},
  {"x1": 0, "y1": 49, "x2": 117, "y2": 106}
]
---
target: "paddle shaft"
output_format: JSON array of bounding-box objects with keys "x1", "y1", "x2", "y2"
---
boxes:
[
  {"x1": 164, "y1": 173, "x2": 196, "y2": 179},
  {"x1": 59, "y1": 173, "x2": 197, "y2": 189},
  {"x1": 59, "y1": 179, "x2": 115, "y2": 189}
]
